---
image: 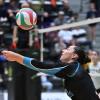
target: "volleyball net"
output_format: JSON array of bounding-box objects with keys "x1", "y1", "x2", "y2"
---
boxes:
[
  {"x1": 38, "y1": 17, "x2": 100, "y2": 33},
  {"x1": 37, "y1": 17, "x2": 100, "y2": 61}
]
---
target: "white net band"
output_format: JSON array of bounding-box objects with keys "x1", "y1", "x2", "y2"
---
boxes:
[{"x1": 38, "y1": 17, "x2": 100, "y2": 33}]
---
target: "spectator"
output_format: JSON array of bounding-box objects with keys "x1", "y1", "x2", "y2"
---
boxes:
[
  {"x1": 12, "y1": 2, "x2": 31, "y2": 49},
  {"x1": 90, "y1": 0, "x2": 100, "y2": 16},
  {"x1": 42, "y1": 11, "x2": 53, "y2": 28},
  {"x1": 2, "y1": 0, "x2": 19, "y2": 49},
  {"x1": 86, "y1": 3, "x2": 99, "y2": 45},
  {"x1": 53, "y1": 11, "x2": 70, "y2": 26},
  {"x1": 7, "y1": 0, "x2": 19, "y2": 24},
  {"x1": 88, "y1": 50, "x2": 100, "y2": 95},
  {"x1": 60, "y1": 0, "x2": 74, "y2": 17},
  {"x1": 0, "y1": 0, "x2": 18, "y2": 48},
  {"x1": 58, "y1": 29, "x2": 73, "y2": 45},
  {"x1": 88, "y1": 50, "x2": 100, "y2": 74},
  {"x1": 71, "y1": 12, "x2": 79, "y2": 22},
  {"x1": 72, "y1": 26, "x2": 93, "y2": 50}
]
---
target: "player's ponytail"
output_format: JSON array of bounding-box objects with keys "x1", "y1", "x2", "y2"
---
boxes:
[{"x1": 74, "y1": 46, "x2": 91, "y2": 65}]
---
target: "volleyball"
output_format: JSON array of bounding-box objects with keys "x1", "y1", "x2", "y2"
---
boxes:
[{"x1": 16, "y1": 8, "x2": 37, "y2": 30}]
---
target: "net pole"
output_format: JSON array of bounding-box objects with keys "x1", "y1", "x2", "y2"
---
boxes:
[
  {"x1": 40, "y1": 0, "x2": 44, "y2": 62},
  {"x1": 40, "y1": 33, "x2": 44, "y2": 62}
]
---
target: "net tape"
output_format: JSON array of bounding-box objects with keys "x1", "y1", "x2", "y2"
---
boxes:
[{"x1": 38, "y1": 17, "x2": 100, "y2": 33}]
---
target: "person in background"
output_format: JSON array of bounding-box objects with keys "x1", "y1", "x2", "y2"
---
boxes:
[
  {"x1": 72, "y1": 26, "x2": 93, "y2": 50},
  {"x1": 90, "y1": 0, "x2": 100, "y2": 16},
  {"x1": 60, "y1": 0, "x2": 74, "y2": 18},
  {"x1": 58, "y1": 28, "x2": 73, "y2": 45},
  {"x1": 54, "y1": 11, "x2": 70, "y2": 26},
  {"x1": 88, "y1": 50, "x2": 100, "y2": 96},
  {"x1": 88, "y1": 50, "x2": 100, "y2": 74},
  {"x1": 4, "y1": 0, "x2": 19, "y2": 49},
  {"x1": 86, "y1": 3, "x2": 99, "y2": 45},
  {"x1": 12, "y1": 2, "x2": 31, "y2": 49}
]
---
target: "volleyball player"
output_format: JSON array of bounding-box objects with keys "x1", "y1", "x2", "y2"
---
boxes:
[{"x1": 1, "y1": 45, "x2": 100, "y2": 100}]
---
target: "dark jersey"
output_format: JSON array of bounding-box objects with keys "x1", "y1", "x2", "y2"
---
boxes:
[
  {"x1": 23, "y1": 57, "x2": 81, "y2": 79},
  {"x1": 23, "y1": 57, "x2": 100, "y2": 100}
]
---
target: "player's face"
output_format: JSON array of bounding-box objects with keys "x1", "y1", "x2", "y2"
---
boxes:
[{"x1": 60, "y1": 45, "x2": 77, "y2": 63}]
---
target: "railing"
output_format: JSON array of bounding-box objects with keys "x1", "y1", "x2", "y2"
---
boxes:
[{"x1": 19, "y1": 0, "x2": 62, "y2": 5}]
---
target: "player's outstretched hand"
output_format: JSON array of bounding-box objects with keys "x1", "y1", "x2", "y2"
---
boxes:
[
  {"x1": 2, "y1": 50, "x2": 24, "y2": 64},
  {"x1": 1, "y1": 50, "x2": 20, "y2": 62}
]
